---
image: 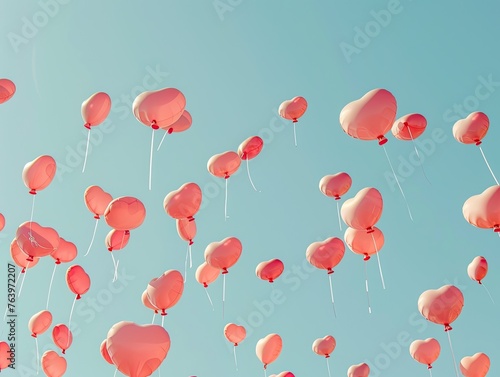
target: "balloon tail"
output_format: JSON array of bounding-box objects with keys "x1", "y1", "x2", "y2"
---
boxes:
[
  {"x1": 447, "y1": 330, "x2": 460, "y2": 377},
  {"x1": 233, "y1": 346, "x2": 238, "y2": 371},
  {"x1": 370, "y1": 233, "x2": 385, "y2": 289},
  {"x1": 82, "y1": 129, "x2": 91, "y2": 173},
  {"x1": 481, "y1": 282, "x2": 495, "y2": 304},
  {"x1": 18, "y1": 267, "x2": 28, "y2": 298},
  {"x1": 222, "y1": 274, "x2": 226, "y2": 319},
  {"x1": 407, "y1": 126, "x2": 431, "y2": 185},
  {"x1": 46, "y1": 264, "x2": 57, "y2": 310},
  {"x1": 110, "y1": 252, "x2": 119, "y2": 282},
  {"x1": 326, "y1": 358, "x2": 332, "y2": 377},
  {"x1": 293, "y1": 122, "x2": 297, "y2": 147},
  {"x1": 382, "y1": 144, "x2": 414, "y2": 221},
  {"x1": 479, "y1": 146, "x2": 499, "y2": 185},
  {"x1": 35, "y1": 337, "x2": 39, "y2": 375},
  {"x1": 67, "y1": 296, "x2": 77, "y2": 348},
  {"x1": 328, "y1": 274, "x2": 337, "y2": 318},
  {"x1": 189, "y1": 244, "x2": 192, "y2": 268},
  {"x1": 364, "y1": 261, "x2": 372, "y2": 314},
  {"x1": 246, "y1": 158, "x2": 260, "y2": 192},
  {"x1": 152, "y1": 312, "x2": 156, "y2": 324},
  {"x1": 205, "y1": 288, "x2": 215, "y2": 311},
  {"x1": 157, "y1": 131, "x2": 167, "y2": 151},
  {"x1": 336, "y1": 201, "x2": 342, "y2": 231},
  {"x1": 85, "y1": 219, "x2": 99, "y2": 256},
  {"x1": 149, "y1": 128, "x2": 155, "y2": 191}
]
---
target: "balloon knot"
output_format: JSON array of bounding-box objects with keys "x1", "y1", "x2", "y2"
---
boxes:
[
  {"x1": 94, "y1": 214, "x2": 100, "y2": 219},
  {"x1": 269, "y1": 278, "x2": 274, "y2": 283},
  {"x1": 55, "y1": 259, "x2": 61, "y2": 265},
  {"x1": 222, "y1": 268, "x2": 229, "y2": 274},
  {"x1": 403, "y1": 122, "x2": 409, "y2": 127},
  {"x1": 203, "y1": 283, "x2": 208, "y2": 288},
  {"x1": 363, "y1": 254, "x2": 371, "y2": 261},
  {"x1": 494, "y1": 224, "x2": 500, "y2": 232},
  {"x1": 62, "y1": 350, "x2": 66, "y2": 354},
  {"x1": 108, "y1": 247, "x2": 113, "y2": 252},
  {"x1": 444, "y1": 324, "x2": 452, "y2": 331},
  {"x1": 325, "y1": 354, "x2": 330, "y2": 358},
  {"x1": 154, "y1": 310, "x2": 158, "y2": 314},
  {"x1": 161, "y1": 310, "x2": 167, "y2": 316},
  {"x1": 151, "y1": 121, "x2": 159, "y2": 130},
  {"x1": 26, "y1": 256, "x2": 34, "y2": 262},
  {"x1": 224, "y1": 174, "x2": 230, "y2": 179},
  {"x1": 167, "y1": 128, "x2": 173, "y2": 134},
  {"x1": 366, "y1": 227, "x2": 374, "y2": 233},
  {"x1": 76, "y1": 294, "x2": 81, "y2": 300},
  {"x1": 241, "y1": 152, "x2": 247, "y2": 160},
  {"x1": 234, "y1": 343, "x2": 238, "y2": 346},
  {"x1": 377, "y1": 135, "x2": 388, "y2": 145},
  {"x1": 84, "y1": 123, "x2": 91, "y2": 129},
  {"x1": 475, "y1": 139, "x2": 482, "y2": 146},
  {"x1": 29, "y1": 189, "x2": 37, "y2": 195},
  {"x1": 427, "y1": 364, "x2": 432, "y2": 369},
  {"x1": 189, "y1": 240, "x2": 194, "y2": 245},
  {"x1": 478, "y1": 280, "x2": 482, "y2": 285},
  {"x1": 21, "y1": 267, "x2": 26, "y2": 273},
  {"x1": 125, "y1": 230, "x2": 130, "y2": 235},
  {"x1": 334, "y1": 195, "x2": 341, "y2": 200},
  {"x1": 327, "y1": 269, "x2": 334, "y2": 274},
  {"x1": 31, "y1": 333, "x2": 37, "y2": 338},
  {"x1": 188, "y1": 216, "x2": 195, "y2": 222},
  {"x1": 292, "y1": 119, "x2": 298, "y2": 123},
  {"x1": 264, "y1": 364, "x2": 268, "y2": 370}
]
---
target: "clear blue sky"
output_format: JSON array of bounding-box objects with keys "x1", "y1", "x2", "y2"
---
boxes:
[{"x1": 1, "y1": 1, "x2": 499, "y2": 376}]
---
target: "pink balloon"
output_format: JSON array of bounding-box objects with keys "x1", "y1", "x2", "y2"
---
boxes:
[
  {"x1": 224, "y1": 323, "x2": 246, "y2": 346},
  {"x1": 256, "y1": 333, "x2": 282, "y2": 369},
  {"x1": 41, "y1": 350, "x2": 67, "y2": 377},
  {"x1": 467, "y1": 256, "x2": 488, "y2": 284},
  {"x1": 66, "y1": 265, "x2": 91, "y2": 299},
  {"x1": 272, "y1": 373, "x2": 295, "y2": 377},
  {"x1": 10, "y1": 238, "x2": 39, "y2": 272},
  {"x1": 306, "y1": 237, "x2": 345, "y2": 274},
  {"x1": 207, "y1": 151, "x2": 241, "y2": 179},
  {"x1": 141, "y1": 290, "x2": 158, "y2": 313},
  {"x1": 16, "y1": 221, "x2": 60, "y2": 261},
  {"x1": 463, "y1": 185, "x2": 500, "y2": 232},
  {"x1": 279, "y1": 96, "x2": 307, "y2": 122},
  {"x1": 341, "y1": 187, "x2": 383, "y2": 233},
  {"x1": 160, "y1": 109, "x2": 192, "y2": 134},
  {"x1": 418, "y1": 285, "x2": 464, "y2": 331},
  {"x1": 84, "y1": 185, "x2": 113, "y2": 219},
  {"x1": 344, "y1": 226, "x2": 384, "y2": 260},
  {"x1": 82, "y1": 92, "x2": 111, "y2": 129},
  {"x1": 106, "y1": 321, "x2": 171, "y2": 377},
  {"x1": 0, "y1": 213, "x2": 5, "y2": 232},
  {"x1": 52, "y1": 324, "x2": 73, "y2": 354},
  {"x1": 0, "y1": 342, "x2": 10, "y2": 370},
  {"x1": 409, "y1": 338, "x2": 440, "y2": 369},
  {"x1": 460, "y1": 353, "x2": 490, "y2": 377},
  {"x1": 340, "y1": 88, "x2": 397, "y2": 145},
  {"x1": 176, "y1": 218, "x2": 196, "y2": 245},
  {"x1": 256, "y1": 259, "x2": 284, "y2": 283},
  {"x1": 204, "y1": 237, "x2": 243, "y2": 274},
  {"x1": 163, "y1": 182, "x2": 202, "y2": 221},
  {"x1": 391, "y1": 113, "x2": 427, "y2": 140},
  {"x1": 104, "y1": 196, "x2": 146, "y2": 231},
  {"x1": 146, "y1": 270, "x2": 184, "y2": 315},
  {"x1": 100, "y1": 339, "x2": 114, "y2": 365},
  {"x1": 28, "y1": 310, "x2": 53, "y2": 337},
  {"x1": 22, "y1": 155, "x2": 56, "y2": 194},
  {"x1": 0, "y1": 78, "x2": 16, "y2": 104},
  {"x1": 312, "y1": 335, "x2": 336, "y2": 358},
  {"x1": 133, "y1": 88, "x2": 186, "y2": 129},
  {"x1": 195, "y1": 262, "x2": 220, "y2": 287},
  {"x1": 238, "y1": 136, "x2": 264, "y2": 160},
  {"x1": 319, "y1": 173, "x2": 352, "y2": 200},
  {"x1": 51, "y1": 237, "x2": 77, "y2": 264},
  {"x1": 453, "y1": 112, "x2": 489, "y2": 145},
  {"x1": 347, "y1": 363, "x2": 370, "y2": 377},
  {"x1": 105, "y1": 229, "x2": 130, "y2": 251}
]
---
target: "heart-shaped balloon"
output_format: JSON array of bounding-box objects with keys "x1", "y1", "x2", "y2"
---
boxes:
[
  {"x1": 16, "y1": 221, "x2": 60, "y2": 261},
  {"x1": 51, "y1": 237, "x2": 77, "y2": 264},
  {"x1": 22, "y1": 155, "x2": 57, "y2": 194},
  {"x1": 52, "y1": 324, "x2": 72, "y2": 354},
  {"x1": 106, "y1": 321, "x2": 171, "y2": 377},
  {"x1": 100, "y1": 339, "x2": 114, "y2": 365},
  {"x1": 417, "y1": 285, "x2": 464, "y2": 331},
  {"x1": 279, "y1": 96, "x2": 307, "y2": 122},
  {"x1": 163, "y1": 182, "x2": 202, "y2": 221},
  {"x1": 160, "y1": 109, "x2": 192, "y2": 133},
  {"x1": 344, "y1": 226, "x2": 384, "y2": 260},
  {"x1": 409, "y1": 338, "x2": 440, "y2": 368},
  {"x1": 270, "y1": 372, "x2": 295, "y2": 377},
  {"x1": 453, "y1": 112, "x2": 489, "y2": 145},
  {"x1": 347, "y1": 363, "x2": 370, "y2": 377},
  {"x1": 391, "y1": 113, "x2": 427, "y2": 140},
  {"x1": 28, "y1": 310, "x2": 52, "y2": 337},
  {"x1": 467, "y1": 256, "x2": 488, "y2": 284},
  {"x1": 340, "y1": 88, "x2": 397, "y2": 145},
  {"x1": 341, "y1": 187, "x2": 383, "y2": 232},
  {"x1": 195, "y1": 262, "x2": 220, "y2": 287},
  {"x1": 66, "y1": 265, "x2": 91, "y2": 299},
  {"x1": 306, "y1": 237, "x2": 345, "y2": 274},
  {"x1": 105, "y1": 229, "x2": 130, "y2": 251},
  {"x1": 146, "y1": 270, "x2": 184, "y2": 315},
  {"x1": 176, "y1": 218, "x2": 196, "y2": 245},
  {"x1": 133, "y1": 88, "x2": 186, "y2": 129},
  {"x1": 204, "y1": 237, "x2": 243, "y2": 273},
  {"x1": 207, "y1": 151, "x2": 241, "y2": 179},
  {"x1": 0, "y1": 213, "x2": 4, "y2": 232},
  {"x1": 0, "y1": 342, "x2": 10, "y2": 370},
  {"x1": 256, "y1": 333, "x2": 282, "y2": 369},
  {"x1": 460, "y1": 353, "x2": 490, "y2": 377},
  {"x1": 319, "y1": 172, "x2": 352, "y2": 200},
  {"x1": 224, "y1": 323, "x2": 246, "y2": 346},
  {"x1": 41, "y1": 350, "x2": 67, "y2": 377},
  {"x1": 256, "y1": 259, "x2": 284, "y2": 283},
  {"x1": 463, "y1": 185, "x2": 500, "y2": 231},
  {"x1": 84, "y1": 185, "x2": 113, "y2": 219},
  {"x1": 141, "y1": 290, "x2": 158, "y2": 313},
  {"x1": 312, "y1": 335, "x2": 336, "y2": 358},
  {"x1": 104, "y1": 196, "x2": 146, "y2": 231},
  {"x1": 238, "y1": 136, "x2": 264, "y2": 160},
  {"x1": 10, "y1": 238, "x2": 40, "y2": 272},
  {"x1": 81, "y1": 92, "x2": 111, "y2": 129},
  {"x1": 0, "y1": 78, "x2": 16, "y2": 104}
]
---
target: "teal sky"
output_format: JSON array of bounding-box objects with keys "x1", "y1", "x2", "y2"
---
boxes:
[{"x1": 1, "y1": 1, "x2": 500, "y2": 376}]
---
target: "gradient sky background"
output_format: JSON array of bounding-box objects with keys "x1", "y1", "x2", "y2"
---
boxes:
[{"x1": 1, "y1": 1, "x2": 500, "y2": 376}]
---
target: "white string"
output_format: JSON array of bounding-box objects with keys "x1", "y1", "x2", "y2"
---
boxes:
[
  {"x1": 407, "y1": 126, "x2": 431, "y2": 184},
  {"x1": 479, "y1": 146, "x2": 499, "y2": 185},
  {"x1": 293, "y1": 122, "x2": 297, "y2": 147},
  {"x1": 157, "y1": 131, "x2": 167, "y2": 151},
  {"x1": 336, "y1": 201, "x2": 342, "y2": 231},
  {"x1": 328, "y1": 274, "x2": 337, "y2": 318},
  {"x1": 18, "y1": 267, "x2": 29, "y2": 298},
  {"x1": 326, "y1": 358, "x2": 331, "y2": 377},
  {"x1": 429, "y1": 368, "x2": 433, "y2": 377},
  {"x1": 224, "y1": 178, "x2": 229, "y2": 220},
  {"x1": 151, "y1": 312, "x2": 156, "y2": 324},
  {"x1": 68, "y1": 296, "x2": 77, "y2": 342},
  {"x1": 30, "y1": 194, "x2": 36, "y2": 225},
  {"x1": 222, "y1": 274, "x2": 226, "y2": 319},
  {"x1": 110, "y1": 253, "x2": 119, "y2": 282},
  {"x1": 189, "y1": 244, "x2": 192, "y2": 268},
  {"x1": 114, "y1": 369, "x2": 118, "y2": 377},
  {"x1": 481, "y1": 282, "x2": 495, "y2": 304},
  {"x1": 161, "y1": 315, "x2": 165, "y2": 327},
  {"x1": 364, "y1": 261, "x2": 372, "y2": 314},
  {"x1": 370, "y1": 233, "x2": 386, "y2": 290},
  {"x1": 205, "y1": 288, "x2": 214, "y2": 311},
  {"x1": 35, "y1": 337, "x2": 40, "y2": 375},
  {"x1": 246, "y1": 158, "x2": 260, "y2": 192},
  {"x1": 184, "y1": 247, "x2": 188, "y2": 283},
  {"x1": 233, "y1": 346, "x2": 239, "y2": 371},
  {"x1": 84, "y1": 219, "x2": 99, "y2": 256},
  {"x1": 82, "y1": 129, "x2": 91, "y2": 173},
  {"x1": 447, "y1": 330, "x2": 460, "y2": 377},
  {"x1": 46, "y1": 264, "x2": 57, "y2": 310},
  {"x1": 149, "y1": 128, "x2": 155, "y2": 191}
]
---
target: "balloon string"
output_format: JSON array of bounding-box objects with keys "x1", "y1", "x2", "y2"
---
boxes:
[
  {"x1": 67, "y1": 296, "x2": 77, "y2": 349},
  {"x1": 149, "y1": 128, "x2": 155, "y2": 191},
  {"x1": 110, "y1": 253, "x2": 119, "y2": 282},
  {"x1": 114, "y1": 369, "x2": 118, "y2": 377},
  {"x1": 35, "y1": 337, "x2": 40, "y2": 375},
  {"x1": 447, "y1": 330, "x2": 460, "y2": 377},
  {"x1": 184, "y1": 247, "x2": 188, "y2": 283},
  {"x1": 205, "y1": 288, "x2": 214, "y2": 311},
  {"x1": 30, "y1": 194, "x2": 36, "y2": 227},
  {"x1": 246, "y1": 158, "x2": 260, "y2": 192},
  {"x1": 222, "y1": 274, "x2": 226, "y2": 319},
  {"x1": 428, "y1": 368, "x2": 433, "y2": 377},
  {"x1": 82, "y1": 129, "x2": 91, "y2": 173},
  {"x1": 233, "y1": 346, "x2": 238, "y2": 371},
  {"x1": 46, "y1": 264, "x2": 57, "y2": 310},
  {"x1": 293, "y1": 122, "x2": 297, "y2": 147},
  {"x1": 370, "y1": 233, "x2": 385, "y2": 289},
  {"x1": 152, "y1": 312, "x2": 156, "y2": 324},
  {"x1": 481, "y1": 282, "x2": 495, "y2": 304},
  {"x1": 478, "y1": 146, "x2": 499, "y2": 185},
  {"x1": 18, "y1": 266, "x2": 29, "y2": 298},
  {"x1": 336, "y1": 201, "x2": 342, "y2": 231},
  {"x1": 326, "y1": 358, "x2": 331, "y2": 377},
  {"x1": 85, "y1": 219, "x2": 99, "y2": 256},
  {"x1": 407, "y1": 126, "x2": 431, "y2": 185},
  {"x1": 382, "y1": 144, "x2": 414, "y2": 221},
  {"x1": 189, "y1": 244, "x2": 192, "y2": 268},
  {"x1": 328, "y1": 274, "x2": 337, "y2": 318},
  {"x1": 157, "y1": 131, "x2": 167, "y2": 151},
  {"x1": 364, "y1": 261, "x2": 372, "y2": 314},
  {"x1": 224, "y1": 178, "x2": 229, "y2": 221},
  {"x1": 119, "y1": 231, "x2": 126, "y2": 250},
  {"x1": 161, "y1": 315, "x2": 165, "y2": 328}
]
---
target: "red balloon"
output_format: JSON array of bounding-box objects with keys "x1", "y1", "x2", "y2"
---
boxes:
[
  {"x1": 84, "y1": 185, "x2": 113, "y2": 219},
  {"x1": 0, "y1": 342, "x2": 10, "y2": 370},
  {"x1": 133, "y1": 88, "x2": 186, "y2": 129},
  {"x1": 344, "y1": 227, "x2": 384, "y2": 261},
  {"x1": 28, "y1": 310, "x2": 52, "y2": 337},
  {"x1": 391, "y1": 113, "x2": 427, "y2": 140},
  {"x1": 460, "y1": 353, "x2": 490, "y2": 377},
  {"x1": 81, "y1": 92, "x2": 111, "y2": 129},
  {"x1": 306, "y1": 237, "x2": 345, "y2": 273},
  {"x1": 104, "y1": 196, "x2": 146, "y2": 231},
  {"x1": 10, "y1": 238, "x2": 39, "y2": 272},
  {"x1": 0, "y1": 213, "x2": 5, "y2": 232},
  {"x1": 348, "y1": 363, "x2": 370, "y2": 377},
  {"x1": 100, "y1": 339, "x2": 114, "y2": 365},
  {"x1": 204, "y1": 237, "x2": 242, "y2": 274},
  {"x1": 224, "y1": 323, "x2": 246, "y2": 346},
  {"x1": 146, "y1": 270, "x2": 184, "y2": 316},
  {"x1": 176, "y1": 218, "x2": 196, "y2": 245},
  {"x1": 256, "y1": 259, "x2": 284, "y2": 283},
  {"x1": 51, "y1": 237, "x2": 77, "y2": 264},
  {"x1": 195, "y1": 262, "x2": 220, "y2": 287},
  {"x1": 163, "y1": 182, "x2": 202, "y2": 221},
  {"x1": 16, "y1": 221, "x2": 60, "y2": 261},
  {"x1": 52, "y1": 324, "x2": 73, "y2": 354},
  {"x1": 418, "y1": 285, "x2": 464, "y2": 331},
  {"x1": 160, "y1": 110, "x2": 192, "y2": 134},
  {"x1": 279, "y1": 96, "x2": 308, "y2": 122},
  {"x1": 105, "y1": 229, "x2": 130, "y2": 251},
  {"x1": 207, "y1": 151, "x2": 241, "y2": 179},
  {"x1": 0, "y1": 78, "x2": 16, "y2": 104},
  {"x1": 319, "y1": 173, "x2": 352, "y2": 200},
  {"x1": 341, "y1": 187, "x2": 383, "y2": 233},
  {"x1": 22, "y1": 155, "x2": 57, "y2": 194},
  {"x1": 463, "y1": 185, "x2": 500, "y2": 232},
  {"x1": 141, "y1": 290, "x2": 158, "y2": 313},
  {"x1": 238, "y1": 136, "x2": 264, "y2": 160},
  {"x1": 453, "y1": 112, "x2": 489, "y2": 145},
  {"x1": 66, "y1": 265, "x2": 91, "y2": 299},
  {"x1": 41, "y1": 350, "x2": 67, "y2": 377},
  {"x1": 256, "y1": 333, "x2": 282, "y2": 369},
  {"x1": 312, "y1": 335, "x2": 336, "y2": 358},
  {"x1": 409, "y1": 338, "x2": 440, "y2": 369},
  {"x1": 467, "y1": 256, "x2": 488, "y2": 284}
]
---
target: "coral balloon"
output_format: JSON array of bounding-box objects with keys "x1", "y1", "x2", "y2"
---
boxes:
[
  {"x1": 207, "y1": 151, "x2": 241, "y2": 179},
  {"x1": 146, "y1": 270, "x2": 184, "y2": 315},
  {"x1": 319, "y1": 173, "x2": 352, "y2": 200},
  {"x1": 341, "y1": 187, "x2": 383, "y2": 232},
  {"x1": 16, "y1": 221, "x2": 60, "y2": 261},
  {"x1": 51, "y1": 237, "x2": 77, "y2": 264},
  {"x1": 256, "y1": 333, "x2": 282, "y2": 369},
  {"x1": 66, "y1": 265, "x2": 91, "y2": 299},
  {"x1": 340, "y1": 88, "x2": 397, "y2": 145},
  {"x1": 28, "y1": 310, "x2": 53, "y2": 337},
  {"x1": 84, "y1": 185, "x2": 113, "y2": 219},
  {"x1": 0, "y1": 342, "x2": 9, "y2": 370},
  {"x1": 463, "y1": 185, "x2": 500, "y2": 232},
  {"x1": 204, "y1": 237, "x2": 243, "y2": 274},
  {"x1": 195, "y1": 262, "x2": 220, "y2": 287},
  {"x1": 224, "y1": 323, "x2": 246, "y2": 346},
  {"x1": 101, "y1": 339, "x2": 114, "y2": 365},
  {"x1": 306, "y1": 237, "x2": 345, "y2": 274},
  {"x1": 52, "y1": 324, "x2": 73, "y2": 354},
  {"x1": 279, "y1": 96, "x2": 307, "y2": 122},
  {"x1": 82, "y1": 92, "x2": 111, "y2": 129},
  {"x1": 164, "y1": 182, "x2": 202, "y2": 221},
  {"x1": 256, "y1": 259, "x2": 284, "y2": 283},
  {"x1": 460, "y1": 353, "x2": 490, "y2": 377},
  {"x1": 106, "y1": 321, "x2": 171, "y2": 377},
  {"x1": 41, "y1": 350, "x2": 67, "y2": 377},
  {"x1": 141, "y1": 290, "x2": 158, "y2": 313},
  {"x1": 391, "y1": 113, "x2": 427, "y2": 140},
  {"x1": 0, "y1": 213, "x2": 4, "y2": 232},
  {"x1": 409, "y1": 338, "x2": 440, "y2": 369},
  {"x1": 467, "y1": 256, "x2": 488, "y2": 284},
  {"x1": 10, "y1": 238, "x2": 39, "y2": 272},
  {"x1": 133, "y1": 88, "x2": 186, "y2": 129},
  {"x1": 344, "y1": 226, "x2": 384, "y2": 260},
  {"x1": 104, "y1": 196, "x2": 146, "y2": 231},
  {"x1": 271, "y1": 373, "x2": 295, "y2": 377},
  {"x1": 22, "y1": 155, "x2": 57, "y2": 194},
  {"x1": 238, "y1": 136, "x2": 264, "y2": 160},
  {"x1": 105, "y1": 229, "x2": 130, "y2": 251},
  {"x1": 453, "y1": 112, "x2": 489, "y2": 145},
  {"x1": 418, "y1": 285, "x2": 464, "y2": 331},
  {"x1": 0, "y1": 78, "x2": 16, "y2": 104},
  {"x1": 160, "y1": 109, "x2": 192, "y2": 133},
  {"x1": 312, "y1": 335, "x2": 336, "y2": 358},
  {"x1": 176, "y1": 218, "x2": 196, "y2": 245},
  {"x1": 347, "y1": 363, "x2": 370, "y2": 377}
]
